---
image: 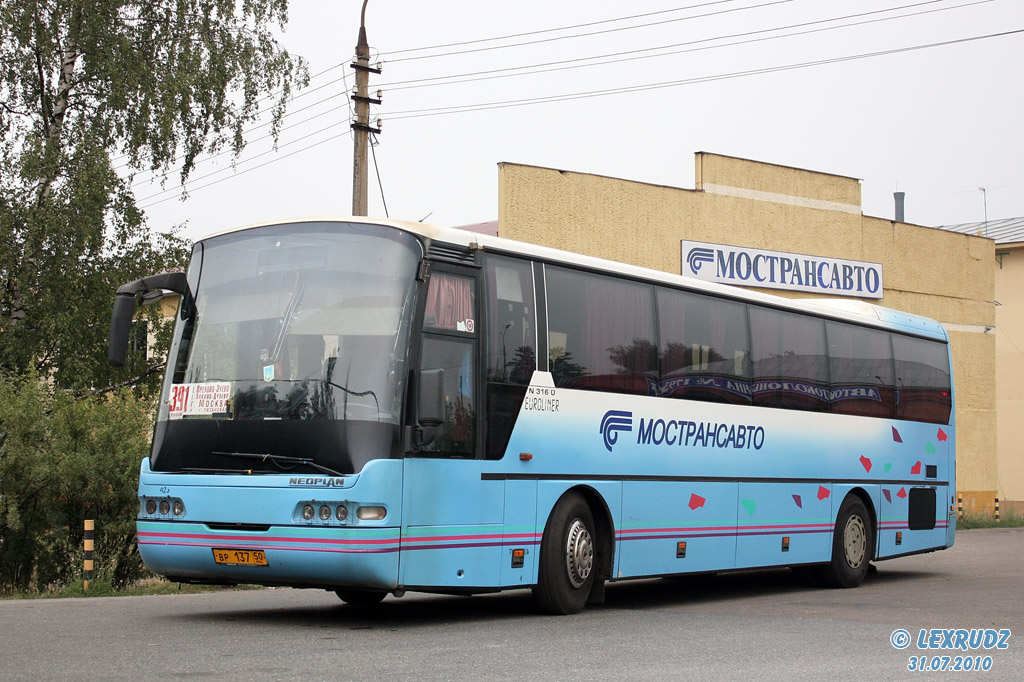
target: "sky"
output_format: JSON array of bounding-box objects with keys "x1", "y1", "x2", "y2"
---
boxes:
[{"x1": 132, "y1": 0, "x2": 1024, "y2": 244}]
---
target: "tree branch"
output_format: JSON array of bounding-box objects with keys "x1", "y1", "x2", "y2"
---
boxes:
[{"x1": 94, "y1": 362, "x2": 167, "y2": 395}]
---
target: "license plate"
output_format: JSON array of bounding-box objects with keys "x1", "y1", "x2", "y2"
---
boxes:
[{"x1": 212, "y1": 548, "x2": 268, "y2": 566}]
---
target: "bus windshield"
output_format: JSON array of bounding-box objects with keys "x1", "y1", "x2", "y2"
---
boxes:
[{"x1": 152, "y1": 221, "x2": 421, "y2": 474}]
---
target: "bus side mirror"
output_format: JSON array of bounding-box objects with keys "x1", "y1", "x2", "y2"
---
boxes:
[
  {"x1": 108, "y1": 293, "x2": 138, "y2": 367},
  {"x1": 108, "y1": 272, "x2": 195, "y2": 367},
  {"x1": 417, "y1": 368, "x2": 445, "y2": 428}
]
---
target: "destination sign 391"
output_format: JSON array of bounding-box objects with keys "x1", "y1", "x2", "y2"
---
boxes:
[{"x1": 681, "y1": 240, "x2": 883, "y2": 299}]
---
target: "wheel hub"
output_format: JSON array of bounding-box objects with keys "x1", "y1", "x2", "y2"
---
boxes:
[
  {"x1": 843, "y1": 514, "x2": 867, "y2": 569},
  {"x1": 565, "y1": 518, "x2": 594, "y2": 588}
]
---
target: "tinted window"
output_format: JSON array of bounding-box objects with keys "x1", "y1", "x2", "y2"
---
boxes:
[
  {"x1": 826, "y1": 321, "x2": 895, "y2": 418},
  {"x1": 484, "y1": 255, "x2": 536, "y2": 458},
  {"x1": 893, "y1": 335, "x2": 951, "y2": 424},
  {"x1": 419, "y1": 337, "x2": 475, "y2": 456},
  {"x1": 657, "y1": 288, "x2": 750, "y2": 404},
  {"x1": 419, "y1": 271, "x2": 478, "y2": 456},
  {"x1": 749, "y1": 307, "x2": 828, "y2": 411},
  {"x1": 545, "y1": 266, "x2": 657, "y2": 395}
]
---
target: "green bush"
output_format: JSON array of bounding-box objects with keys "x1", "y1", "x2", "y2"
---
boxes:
[
  {"x1": 957, "y1": 509, "x2": 1024, "y2": 529},
  {"x1": 0, "y1": 374, "x2": 154, "y2": 593}
]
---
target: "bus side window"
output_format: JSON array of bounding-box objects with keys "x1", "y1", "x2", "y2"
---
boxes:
[
  {"x1": 419, "y1": 336, "x2": 476, "y2": 456},
  {"x1": 657, "y1": 288, "x2": 751, "y2": 405},
  {"x1": 484, "y1": 256, "x2": 537, "y2": 459},
  {"x1": 419, "y1": 272, "x2": 478, "y2": 456},
  {"x1": 750, "y1": 307, "x2": 829, "y2": 412},
  {"x1": 545, "y1": 266, "x2": 657, "y2": 395},
  {"x1": 424, "y1": 272, "x2": 475, "y2": 332},
  {"x1": 893, "y1": 335, "x2": 952, "y2": 424},
  {"x1": 826, "y1": 321, "x2": 896, "y2": 418}
]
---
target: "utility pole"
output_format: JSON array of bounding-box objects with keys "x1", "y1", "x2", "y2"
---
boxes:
[{"x1": 351, "y1": 0, "x2": 381, "y2": 216}]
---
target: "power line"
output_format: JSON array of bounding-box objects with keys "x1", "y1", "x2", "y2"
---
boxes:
[
  {"x1": 128, "y1": 98, "x2": 351, "y2": 187},
  {"x1": 109, "y1": 61, "x2": 346, "y2": 166},
  {"x1": 384, "y1": 0, "x2": 793, "y2": 63},
  {"x1": 378, "y1": 0, "x2": 986, "y2": 93},
  {"x1": 381, "y1": 29, "x2": 1024, "y2": 120},
  {"x1": 121, "y1": 0, "x2": 935, "y2": 184},
  {"x1": 380, "y1": 0, "x2": 742, "y2": 57},
  {"x1": 136, "y1": 24, "x2": 1020, "y2": 209},
  {"x1": 369, "y1": 136, "x2": 389, "y2": 218},
  {"x1": 137, "y1": 130, "x2": 352, "y2": 210},
  {"x1": 136, "y1": 119, "x2": 350, "y2": 204}
]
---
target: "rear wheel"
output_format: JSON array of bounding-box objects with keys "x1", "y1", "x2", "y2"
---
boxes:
[
  {"x1": 335, "y1": 589, "x2": 387, "y2": 606},
  {"x1": 533, "y1": 492, "x2": 596, "y2": 615},
  {"x1": 819, "y1": 495, "x2": 873, "y2": 588}
]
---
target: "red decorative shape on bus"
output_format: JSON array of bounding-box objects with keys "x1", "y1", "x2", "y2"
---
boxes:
[
  {"x1": 897, "y1": 487, "x2": 907, "y2": 499},
  {"x1": 860, "y1": 455, "x2": 872, "y2": 473},
  {"x1": 688, "y1": 493, "x2": 706, "y2": 510},
  {"x1": 883, "y1": 489, "x2": 892, "y2": 503},
  {"x1": 817, "y1": 486, "x2": 830, "y2": 501},
  {"x1": 792, "y1": 494, "x2": 803, "y2": 508},
  {"x1": 937, "y1": 428, "x2": 948, "y2": 442},
  {"x1": 892, "y1": 426, "x2": 903, "y2": 443},
  {"x1": 911, "y1": 461, "x2": 922, "y2": 475}
]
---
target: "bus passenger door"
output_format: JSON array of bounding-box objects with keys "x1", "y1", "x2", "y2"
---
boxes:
[{"x1": 400, "y1": 268, "x2": 505, "y2": 590}]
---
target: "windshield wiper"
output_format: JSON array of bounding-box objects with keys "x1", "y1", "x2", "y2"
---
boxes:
[
  {"x1": 212, "y1": 451, "x2": 344, "y2": 477},
  {"x1": 181, "y1": 466, "x2": 275, "y2": 475}
]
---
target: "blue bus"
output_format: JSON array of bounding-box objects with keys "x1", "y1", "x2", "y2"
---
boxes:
[{"x1": 108, "y1": 218, "x2": 955, "y2": 614}]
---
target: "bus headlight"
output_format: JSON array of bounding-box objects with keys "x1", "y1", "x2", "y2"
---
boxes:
[
  {"x1": 319, "y1": 505, "x2": 332, "y2": 521},
  {"x1": 336, "y1": 504, "x2": 349, "y2": 521},
  {"x1": 302, "y1": 504, "x2": 315, "y2": 520}
]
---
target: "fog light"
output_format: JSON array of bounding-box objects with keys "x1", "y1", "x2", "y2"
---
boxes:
[
  {"x1": 357, "y1": 505, "x2": 386, "y2": 521},
  {"x1": 159, "y1": 500, "x2": 170, "y2": 515},
  {"x1": 336, "y1": 504, "x2": 348, "y2": 521},
  {"x1": 302, "y1": 504, "x2": 315, "y2": 520},
  {"x1": 146, "y1": 499, "x2": 157, "y2": 515},
  {"x1": 172, "y1": 500, "x2": 184, "y2": 516},
  {"x1": 319, "y1": 505, "x2": 331, "y2": 521}
]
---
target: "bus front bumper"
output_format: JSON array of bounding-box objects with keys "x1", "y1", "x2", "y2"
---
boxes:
[{"x1": 137, "y1": 520, "x2": 400, "y2": 590}]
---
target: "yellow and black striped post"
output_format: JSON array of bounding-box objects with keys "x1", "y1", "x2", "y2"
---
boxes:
[
  {"x1": 994, "y1": 498, "x2": 1000, "y2": 524},
  {"x1": 957, "y1": 494, "x2": 963, "y2": 520},
  {"x1": 83, "y1": 520, "x2": 94, "y2": 591}
]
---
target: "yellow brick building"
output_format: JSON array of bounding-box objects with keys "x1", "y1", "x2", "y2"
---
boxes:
[
  {"x1": 492, "y1": 152, "x2": 998, "y2": 514},
  {"x1": 939, "y1": 218, "x2": 1024, "y2": 516}
]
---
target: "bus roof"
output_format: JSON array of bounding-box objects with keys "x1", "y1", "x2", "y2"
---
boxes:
[{"x1": 198, "y1": 216, "x2": 949, "y2": 342}]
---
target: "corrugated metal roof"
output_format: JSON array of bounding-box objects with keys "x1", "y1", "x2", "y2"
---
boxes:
[{"x1": 937, "y1": 217, "x2": 1024, "y2": 245}]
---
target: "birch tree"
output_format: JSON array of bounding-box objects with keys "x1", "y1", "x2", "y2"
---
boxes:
[{"x1": 0, "y1": 0, "x2": 307, "y2": 390}]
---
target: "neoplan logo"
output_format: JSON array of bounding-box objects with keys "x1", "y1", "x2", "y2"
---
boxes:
[{"x1": 600, "y1": 410, "x2": 633, "y2": 452}]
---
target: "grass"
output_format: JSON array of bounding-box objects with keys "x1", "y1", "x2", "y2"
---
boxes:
[
  {"x1": 957, "y1": 510, "x2": 1024, "y2": 529},
  {"x1": 0, "y1": 577, "x2": 264, "y2": 600}
]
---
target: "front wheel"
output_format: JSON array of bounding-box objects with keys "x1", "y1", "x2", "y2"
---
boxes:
[
  {"x1": 532, "y1": 492, "x2": 596, "y2": 615},
  {"x1": 819, "y1": 495, "x2": 873, "y2": 588},
  {"x1": 335, "y1": 589, "x2": 387, "y2": 606}
]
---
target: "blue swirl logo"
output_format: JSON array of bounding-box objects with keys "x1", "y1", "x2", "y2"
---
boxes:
[
  {"x1": 600, "y1": 410, "x2": 633, "y2": 452},
  {"x1": 686, "y1": 247, "x2": 715, "y2": 275}
]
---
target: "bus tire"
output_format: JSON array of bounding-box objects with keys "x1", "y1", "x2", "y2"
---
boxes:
[
  {"x1": 819, "y1": 495, "x2": 873, "y2": 588},
  {"x1": 335, "y1": 589, "x2": 387, "y2": 606},
  {"x1": 533, "y1": 492, "x2": 596, "y2": 615}
]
